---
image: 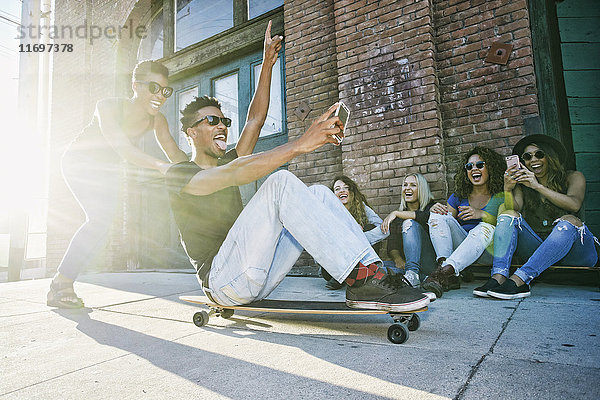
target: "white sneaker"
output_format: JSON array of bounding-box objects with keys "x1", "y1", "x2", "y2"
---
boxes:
[{"x1": 404, "y1": 270, "x2": 420, "y2": 287}]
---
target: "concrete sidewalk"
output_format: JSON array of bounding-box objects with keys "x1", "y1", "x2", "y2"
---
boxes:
[{"x1": 1, "y1": 272, "x2": 599, "y2": 399}]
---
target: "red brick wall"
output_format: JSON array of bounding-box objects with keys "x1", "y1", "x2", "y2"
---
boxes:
[
  {"x1": 332, "y1": 0, "x2": 447, "y2": 216},
  {"x1": 284, "y1": 0, "x2": 343, "y2": 272},
  {"x1": 284, "y1": 0, "x2": 343, "y2": 187},
  {"x1": 434, "y1": 0, "x2": 539, "y2": 191}
]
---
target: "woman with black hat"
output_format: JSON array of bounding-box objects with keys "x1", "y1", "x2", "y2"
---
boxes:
[{"x1": 474, "y1": 135, "x2": 598, "y2": 299}]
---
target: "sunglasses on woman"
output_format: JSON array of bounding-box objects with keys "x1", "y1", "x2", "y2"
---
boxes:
[
  {"x1": 190, "y1": 115, "x2": 232, "y2": 128},
  {"x1": 521, "y1": 150, "x2": 545, "y2": 161},
  {"x1": 465, "y1": 161, "x2": 485, "y2": 171},
  {"x1": 136, "y1": 80, "x2": 173, "y2": 98}
]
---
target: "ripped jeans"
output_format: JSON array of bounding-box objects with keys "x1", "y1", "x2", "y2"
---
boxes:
[
  {"x1": 428, "y1": 213, "x2": 495, "y2": 274},
  {"x1": 401, "y1": 219, "x2": 436, "y2": 279},
  {"x1": 491, "y1": 215, "x2": 598, "y2": 284}
]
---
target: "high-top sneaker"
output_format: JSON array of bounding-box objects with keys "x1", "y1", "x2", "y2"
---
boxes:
[{"x1": 421, "y1": 264, "x2": 460, "y2": 298}]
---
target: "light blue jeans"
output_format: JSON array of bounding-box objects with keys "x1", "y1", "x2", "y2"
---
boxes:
[
  {"x1": 205, "y1": 171, "x2": 381, "y2": 306},
  {"x1": 401, "y1": 219, "x2": 436, "y2": 279},
  {"x1": 428, "y1": 213, "x2": 494, "y2": 274},
  {"x1": 492, "y1": 215, "x2": 598, "y2": 284},
  {"x1": 57, "y1": 150, "x2": 122, "y2": 280}
]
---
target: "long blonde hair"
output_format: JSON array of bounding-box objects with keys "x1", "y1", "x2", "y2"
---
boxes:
[{"x1": 398, "y1": 173, "x2": 433, "y2": 211}]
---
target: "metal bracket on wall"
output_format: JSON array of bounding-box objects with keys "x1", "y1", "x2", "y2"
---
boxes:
[
  {"x1": 485, "y1": 42, "x2": 513, "y2": 65},
  {"x1": 295, "y1": 101, "x2": 311, "y2": 121}
]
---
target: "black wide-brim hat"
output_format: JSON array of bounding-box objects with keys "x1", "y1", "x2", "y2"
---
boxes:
[{"x1": 512, "y1": 134, "x2": 567, "y2": 164}]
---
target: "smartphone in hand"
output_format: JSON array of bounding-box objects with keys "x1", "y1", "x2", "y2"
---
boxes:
[
  {"x1": 505, "y1": 154, "x2": 520, "y2": 170},
  {"x1": 333, "y1": 102, "x2": 350, "y2": 144}
]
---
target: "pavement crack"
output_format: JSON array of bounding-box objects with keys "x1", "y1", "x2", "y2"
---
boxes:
[
  {"x1": 93, "y1": 307, "x2": 189, "y2": 324},
  {"x1": 454, "y1": 298, "x2": 525, "y2": 400},
  {"x1": 1, "y1": 354, "x2": 130, "y2": 397}
]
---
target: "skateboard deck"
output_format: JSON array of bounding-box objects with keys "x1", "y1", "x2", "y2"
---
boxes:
[{"x1": 180, "y1": 295, "x2": 427, "y2": 344}]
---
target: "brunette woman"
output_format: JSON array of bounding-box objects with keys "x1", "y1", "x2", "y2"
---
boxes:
[
  {"x1": 321, "y1": 175, "x2": 388, "y2": 289},
  {"x1": 422, "y1": 146, "x2": 505, "y2": 298},
  {"x1": 478, "y1": 135, "x2": 598, "y2": 299}
]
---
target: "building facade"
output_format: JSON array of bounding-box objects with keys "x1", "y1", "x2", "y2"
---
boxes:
[{"x1": 37, "y1": 0, "x2": 598, "y2": 278}]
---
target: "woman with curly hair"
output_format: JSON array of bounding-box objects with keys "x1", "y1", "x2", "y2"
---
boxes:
[
  {"x1": 321, "y1": 175, "x2": 388, "y2": 289},
  {"x1": 477, "y1": 135, "x2": 598, "y2": 299},
  {"x1": 421, "y1": 146, "x2": 505, "y2": 298}
]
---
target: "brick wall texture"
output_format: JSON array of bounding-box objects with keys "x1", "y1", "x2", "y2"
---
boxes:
[{"x1": 45, "y1": 0, "x2": 539, "y2": 276}]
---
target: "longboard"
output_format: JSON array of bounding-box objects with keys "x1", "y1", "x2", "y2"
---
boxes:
[{"x1": 180, "y1": 295, "x2": 427, "y2": 344}]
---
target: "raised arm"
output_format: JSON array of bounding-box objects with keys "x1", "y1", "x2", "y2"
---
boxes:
[
  {"x1": 153, "y1": 113, "x2": 188, "y2": 163},
  {"x1": 236, "y1": 20, "x2": 283, "y2": 156},
  {"x1": 97, "y1": 99, "x2": 171, "y2": 174},
  {"x1": 181, "y1": 104, "x2": 341, "y2": 196}
]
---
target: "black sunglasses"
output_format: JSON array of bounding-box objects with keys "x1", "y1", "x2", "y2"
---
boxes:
[
  {"x1": 190, "y1": 115, "x2": 232, "y2": 128},
  {"x1": 465, "y1": 161, "x2": 485, "y2": 171},
  {"x1": 521, "y1": 150, "x2": 545, "y2": 161},
  {"x1": 136, "y1": 80, "x2": 173, "y2": 98}
]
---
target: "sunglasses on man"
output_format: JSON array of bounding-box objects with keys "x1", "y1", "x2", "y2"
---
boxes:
[
  {"x1": 136, "y1": 80, "x2": 173, "y2": 98},
  {"x1": 465, "y1": 161, "x2": 485, "y2": 171},
  {"x1": 190, "y1": 115, "x2": 232, "y2": 128},
  {"x1": 521, "y1": 150, "x2": 545, "y2": 161}
]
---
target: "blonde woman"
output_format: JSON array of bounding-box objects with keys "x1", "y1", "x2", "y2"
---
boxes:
[{"x1": 381, "y1": 173, "x2": 436, "y2": 287}]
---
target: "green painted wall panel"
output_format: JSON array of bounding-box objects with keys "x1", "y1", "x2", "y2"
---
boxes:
[
  {"x1": 568, "y1": 98, "x2": 600, "y2": 124},
  {"x1": 561, "y1": 43, "x2": 600, "y2": 70},
  {"x1": 587, "y1": 182, "x2": 600, "y2": 193},
  {"x1": 572, "y1": 125, "x2": 600, "y2": 152},
  {"x1": 563, "y1": 71, "x2": 600, "y2": 97},
  {"x1": 585, "y1": 191, "x2": 600, "y2": 210},
  {"x1": 583, "y1": 211, "x2": 600, "y2": 236},
  {"x1": 557, "y1": 0, "x2": 600, "y2": 17},
  {"x1": 576, "y1": 153, "x2": 600, "y2": 178},
  {"x1": 558, "y1": 17, "x2": 600, "y2": 43}
]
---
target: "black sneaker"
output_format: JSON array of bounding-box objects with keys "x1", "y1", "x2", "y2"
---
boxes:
[
  {"x1": 473, "y1": 278, "x2": 502, "y2": 298},
  {"x1": 346, "y1": 272, "x2": 430, "y2": 312},
  {"x1": 388, "y1": 271, "x2": 436, "y2": 302},
  {"x1": 487, "y1": 279, "x2": 530, "y2": 300}
]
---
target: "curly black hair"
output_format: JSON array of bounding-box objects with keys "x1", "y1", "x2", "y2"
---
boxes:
[
  {"x1": 454, "y1": 146, "x2": 505, "y2": 199},
  {"x1": 180, "y1": 96, "x2": 222, "y2": 134},
  {"x1": 132, "y1": 60, "x2": 169, "y2": 82}
]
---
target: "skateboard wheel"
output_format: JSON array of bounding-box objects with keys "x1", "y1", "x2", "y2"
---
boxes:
[
  {"x1": 407, "y1": 314, "x2": 420, "y2": 332},
  {"x1": 387, "y1": 323, "x2": 409, "y2": 344},
  {"x1": 193, "y1": 311, "x2": 209, "y2": 327},
  {"x1": 220, "y1": 309, "x2": 234, "y2": 319}
]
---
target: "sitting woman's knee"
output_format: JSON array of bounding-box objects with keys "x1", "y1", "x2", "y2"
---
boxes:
[
  {"x1": 428, "y1": 212, "x2": 451, "y2": 228},
  {"x1": 401, "y1": 218, "x2": 415, "y2": 232},
  {"x1": 499, "y1": 210, "x2": 520, "y2": 218},
  {"x1": 558, "y1": 214, "x2": 582, "y2": 227}
]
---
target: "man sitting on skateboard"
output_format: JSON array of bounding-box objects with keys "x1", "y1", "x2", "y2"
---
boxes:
[{"x1": 165, "y1": 23, "x2": 429, "y2": 312}]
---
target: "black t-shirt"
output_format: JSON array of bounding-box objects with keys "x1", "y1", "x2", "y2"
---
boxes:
[{"x1": 166, "y1": 150, "x2": 243, "y2": 280}]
